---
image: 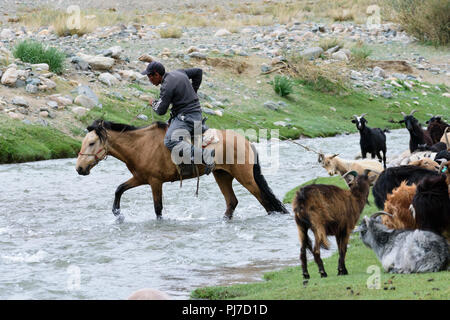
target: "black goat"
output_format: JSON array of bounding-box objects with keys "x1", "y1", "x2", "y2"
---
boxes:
[
  {"x1": 417, "y1": 142, "x2": 447, "y2": 153},
  {"x1": 352, "y1": 114, "x2": 387, "y2": 168},
  {"x1": 372, "y1": 165, "x2": 441, "y2": 209},
  {"x1": 412, "y1": 174, "x2": 450, "y2": 237},
  {"x1": 435, "y1": 150, "x2": 450, "y2": 163},
  {"x1": 399, "y1": 110, "x2": 433, "y2": 153},
  {"x1": 426, "y1": 116, "x2": 450, "y2": 144}
]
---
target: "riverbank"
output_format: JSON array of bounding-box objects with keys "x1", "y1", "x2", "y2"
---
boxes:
[{"x1": 191, "y1": 176, "x2": 450, "y2": 300}]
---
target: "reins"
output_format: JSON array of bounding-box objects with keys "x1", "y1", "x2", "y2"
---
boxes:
[{"x1": 78, "y1": 146, "x2": 108, "y2": 163}]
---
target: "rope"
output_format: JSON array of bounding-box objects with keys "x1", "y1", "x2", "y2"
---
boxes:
[{"x1": 220, "y1": 107, "x2": 322, "y2": 155}]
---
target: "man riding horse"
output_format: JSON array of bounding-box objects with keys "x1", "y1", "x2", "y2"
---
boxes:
[{"x1": 142, "y1": 61, "x2": 215, "y2": 175}]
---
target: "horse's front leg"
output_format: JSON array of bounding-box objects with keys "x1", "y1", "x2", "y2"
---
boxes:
[
  {"x1": 112, "y1": 176, "x2": 142, "y2": 221},
  {"x1": 150, "y1": 181, "x2": 163, "y2": 220}
]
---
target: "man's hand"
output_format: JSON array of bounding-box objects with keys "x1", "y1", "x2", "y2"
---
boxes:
[{"x1": 148, "y1": 98, "x2": 154, "y2": 105}]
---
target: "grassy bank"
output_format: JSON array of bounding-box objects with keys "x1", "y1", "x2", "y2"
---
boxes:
[
  {"x1": 0, "y1": 117, "x2": 80, "y2": 163},
  {"x1": 192, "y1": 176, "x2": 450, "y2": 300}
]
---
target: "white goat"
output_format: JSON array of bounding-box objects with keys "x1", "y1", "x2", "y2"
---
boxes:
[{"x1": 318, "y1": 153, "x2": 382, "y2": 177}]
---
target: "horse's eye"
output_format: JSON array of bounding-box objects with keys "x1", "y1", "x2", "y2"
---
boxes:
[{"x1": 89, "y1": 142, "x2": 95, "y2": 146}]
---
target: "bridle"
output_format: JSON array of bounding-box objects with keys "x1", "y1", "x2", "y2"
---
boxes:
[{"x1": 78, "y1": 145, "x2": 108, "y2": 164}]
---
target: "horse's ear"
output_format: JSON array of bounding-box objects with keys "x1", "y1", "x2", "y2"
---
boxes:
[{"x1": 87, "y1": 120, "x2": 99, "y2": 132}]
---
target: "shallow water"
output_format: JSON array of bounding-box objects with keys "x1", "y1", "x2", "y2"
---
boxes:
[{"x1": 0, "y1": 129, "x2": 409, "y2": 299}]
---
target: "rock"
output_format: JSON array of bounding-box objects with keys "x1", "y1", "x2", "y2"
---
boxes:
[
  {"x1": 138, "y1": 54, "x2": 154, "y2": 63},
  {"x1": 31, "y1": 63, "x2": 49, "y2": 71},
  {"x1": 49, "y1": 95, "x2": 73, "y2": 106},
  {"x1": 137, "y1": 114, "x2": 148, "y2": 121},
  {"x1": 373, "y1": 66, "x2": 386, "y2": 78},
  {"x1": 0, "y1": 29, "x2": 15, "y2": 40},
  {"x1": 299, "y1": 47, "x2": 323, "y2": 60},
  {"x1": 99, "y1": 72, "x2": 119, "y2": 86},
  {"x1": 331, "y1": 51, "x2": 348, "y2": 62},
  {"x1": 214, "y1": 28, "x2": 232, "y2": 37},
  {"x1": 442, "y1": 93, "x2": 450, "y2": 98},
  {"x1": 381, "y1": 91, "x2": 393, "y2": 99},
  {"x1": 74, "y1": 95, "x2": 97, "y2": 109},
  {"x1": 38, "y1": 77, "x2": 57, "y2": 90},
  {"x1": 77, "y1": 53, "x2": 115, "y2": 70},
  {"x1": 274, "y1": 121, "x2": 288, "y2": 127},
  {"x1": 1, "y1": 67, "x2": 18, "y2": 86},
  {"x1": 189, "y1": 52, "x2": 207, "y2": 60},
  {"x1": 11, "y1": 96, "x2": 29, "y2": 107},
  {"x1": 25, "y1": 84, "x2": 38, "y2": 94},
  {"x1": 71, "y1": 57, "x2": 91, "y2": 71},
  {"x1": 263, "y1": 101, "x2": 279, "y2": 111},
  {"x1": 325, "y1": 45, "x2": 340, "y2": 55},
  {"x1": 39, "y1": 111, "x2": 49, "y2": 118},
  {"x1": 118, "y1": 70, "x2": 145, "y2": 81},
  {"x1": 350, "y1": 70, "x2": 362, "y2": 80},
  {"x1": 392, "y1": 73, "x2": 407, "y2": 80},
  {"x1": 202, "y1": 107, "x2": 216, "y2": 115},
  {"x1": 72, "y1": 106, "x2": 88, "y2": 116},
  {"x1": 8, "y1": 112, "x2": 24, "y2": 120},
  {"x1": 107, "y1": 46, "x2": 123, "y2": 59},
  {"x1": 186, "y1": 46, "x2": 198, "y2": 54},
  {"x1": 47, "y1": 101, "x2": 58, "y2": 109},
  {"x1": 77, "y1": 85, "x2": 99, "y2": 105}
]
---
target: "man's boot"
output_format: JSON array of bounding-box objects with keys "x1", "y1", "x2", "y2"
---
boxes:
[{"x1": 202, "y1": 148, "x2": 215, "y2": 175}]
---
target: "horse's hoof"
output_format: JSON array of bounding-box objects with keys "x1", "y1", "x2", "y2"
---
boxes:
[
  {"x1": 156, "y1": 215, "x2": 163, "y2": 220},
  {"x1": 115, "y1": 213, "x2": 125, "y2": 224},
  {"x1": 112, "y1": 208, "x2": 121, "y2": 216}
]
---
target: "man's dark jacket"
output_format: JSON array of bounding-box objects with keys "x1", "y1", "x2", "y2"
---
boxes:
[{"x1": 151, "y1": 68, "x2": 202, "y2": 117}]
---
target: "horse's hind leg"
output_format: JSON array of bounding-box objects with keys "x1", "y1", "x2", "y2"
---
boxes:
[
  {"x1": 113, "y1": 176, "x2": 143, "y2": 218},
  {"x1": 150, "y1": 181, "x2": 163, "y2": 220},
  {"x1": 213, "y1": 170, "x2": 238, "y2": 219}
]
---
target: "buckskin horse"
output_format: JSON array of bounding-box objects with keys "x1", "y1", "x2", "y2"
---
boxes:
[{"x1": 75, "y1": 119, "x2": 288, "y2": 220}]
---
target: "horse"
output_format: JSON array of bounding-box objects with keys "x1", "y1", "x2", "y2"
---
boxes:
[{"x1": 75, "y1": 119, "x2": 288, "y2": 220}]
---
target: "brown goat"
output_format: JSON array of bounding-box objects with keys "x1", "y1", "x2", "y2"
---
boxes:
[
  {"x1": 382, "y1": 182, "x2": 417, "y2": 230},
  {"x1": 293, "y1": 170, "x2": 375, "y2": 279},
  {"x1": 408, "y1": 158, "x2": 440, "y2": 172}
]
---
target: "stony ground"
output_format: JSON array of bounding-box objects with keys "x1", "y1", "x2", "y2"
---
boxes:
[{"x1": 0, "y1": 0, "x2": 449, "y2": 140}]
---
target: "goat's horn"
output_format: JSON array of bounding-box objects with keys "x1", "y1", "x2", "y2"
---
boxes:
[
  {"x1": 410, "y1": 109, "x2": 417, "y2": 115},
  {"x1": 371, "y1": 211, "x2": 393, "y2": 219},
  {"x1": 401, "y1": 111, "x2": 407, "y2": 117},
  {"x1": 444, "y1": 127, "x2": 449, "y2": 148},
  {"x1": 353, "y1": 114, "x2": 359, "y2": 119},
  {"x1": 343, "y1": 170, "x2": 358, "y2": 178},
  {"x1": 360, "y1": 113, "x2": 367, "y2": 118}
]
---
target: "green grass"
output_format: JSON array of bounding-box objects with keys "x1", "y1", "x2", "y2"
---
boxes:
[
  {"x1": 0, "y1": 117, "x2": 80, "y2": 163},
  {"x1": 13, "y1": 40, "x2": 65, "y2": 74},
  {"x1": 192, "y1": 176, "x2": 450, "y2": 300},
  {"x1": 271, "y1": 75, "x2": 293, "y2": 97}
]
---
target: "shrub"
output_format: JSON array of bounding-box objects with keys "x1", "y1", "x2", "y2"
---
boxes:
[
  {"x1": 272, "y1": 76, "x2": 293, "y2": 97},
  {"x1": 350, "y1": 43, "x2": 372, "y2": 63},
  {"x1": 318, "y1": 38, "x2": 344, "y2": 51},
  {"x1": 158, "y1": 26, "x2": 183, "y2": 38},
  {"x1": 53, "y1": 14, "x2": 98, "y2": 37},
  {"x1": 387, "y1": 0, "x2": 450, "y2": 46},
  {"x1": 13, "y1": 40, "x2": 65, "y2": 74}
]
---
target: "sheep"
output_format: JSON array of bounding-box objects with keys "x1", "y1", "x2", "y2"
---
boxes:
[
  {"x1": 426, "y1": 116, "x2": 449, "y2": 144},
  {"x1": 399, "y1": 110, "x2": 433, "y2": 152},
  {"x1": 408, "y1": 158, "x2": 440, "y2": 171},
  {"x1": 318, "y1": 153, "x2": 382, "y2": 182},
  {"x1": 372, "y1": 165, "x2": 441, "y2": 209},
  {"x1": 293, "y1": 170, "x2": 376, "y2": 279},
  {"x1": 358, "y1": 213, "x2": 449, "y2": 274},
  {"x1": 351, "y1": 114, "x2": 387, "y2": 168}
]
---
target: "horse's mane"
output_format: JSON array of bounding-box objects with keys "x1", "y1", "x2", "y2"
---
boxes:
[{"x1": 87, "y1": 120, "x2": 168, "y2": 142}]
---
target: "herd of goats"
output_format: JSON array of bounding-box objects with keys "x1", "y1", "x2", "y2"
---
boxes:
[{"x1": 292, "y1": 110, "x2": 450, "y2": 278}]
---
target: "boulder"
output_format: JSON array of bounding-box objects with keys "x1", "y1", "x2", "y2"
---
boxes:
[
  {"x1": 1, "y1": 67, "x2": 18, "y2": 86},
  {"x1": 214, "y1": 28, "x2": 231, "y2": 37},
  {"x1": 99, "y1": 72, "x2": 119, "y2": 86},
  {"x1": 74, "y1": 95, "x2": 97, "y2": 109},
  {"x1": 77, "y1": 53, "x2": 115, "y2": 70},
  {"x1": 107, "y1": 46, "x2": 123, "y2": 59},
  {"x1": 0, "y1": 29, "x2": 15, "y2": 40},
  {"x1": 72, "y1": 106, "x2": 88, "y2": 116},
  {"x1": 11, "y1": 96, "x2": 29, "y2": 107},
  {"x1": 8, "y1": 112, "x2": 24, "y2": 120},
  {"x1": 32, "y1": 63, "x2": 50, "y2": 71},
  {"x1": 49, "y1": 94, "x2": 73, "y2": 106},
  {"x1": 299, "y1": 47, "x2": 324, "y2": 60},
  {"x1": 373, "y1": 66, "x2": 386, "y2": 78},
  {"x1": 77, "y1": 85, "x2": 99, "y2": 105},
  {"x1": 138, "y1": 54, "x2": 154, "y2": 63},
  {"x1": 331, "y1": 51, "x2": 348, "y2": 62},
  {"x1": 38, "y1": 77, "x2": 57, "y2": 89}
]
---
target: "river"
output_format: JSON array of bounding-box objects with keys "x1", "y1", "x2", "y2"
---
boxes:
[{"x1": 0, "y1": 129, "x2": 409, "y2": 299}]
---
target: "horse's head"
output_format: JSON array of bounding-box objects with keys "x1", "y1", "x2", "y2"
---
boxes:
[{"x1": 76, "y1": 120, "x2": 108, "y2": 175}]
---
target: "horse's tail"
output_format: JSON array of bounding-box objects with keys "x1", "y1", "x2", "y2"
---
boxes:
[{"x1": 251, "y1": 144, "x2": 289, "y2": 214}]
